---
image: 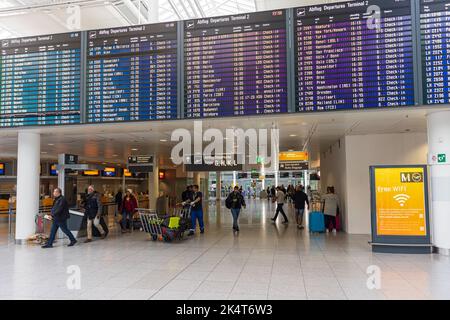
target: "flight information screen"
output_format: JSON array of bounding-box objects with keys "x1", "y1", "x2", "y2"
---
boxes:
[
  {"x1": 184, "y1": 10, "x2": 288, "y2": 118},
  {"x1": 87, "y1": 23, "x2": 177, "y2": 122},
  {"x1": 420, "y1": 0, "x2": 450, "y2": 105},
  {"x1": 0, "y1": 32, "x2": 81, "y2": 127},
  {"x1": 295, "y1": 0, "x2": 415, "y2": 112}
]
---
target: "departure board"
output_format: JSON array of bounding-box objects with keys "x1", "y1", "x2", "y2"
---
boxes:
[
  {"x1": 295, "y1": 0, "x2": 415, "y2": 112},
  {"x1": 0, "y1": 32, "x2": 81, "y2": 127},
  {"x1": 184, "y1": 10, "x2": 288, "y2": 118},
  {"x1": 87, "y1": 23, "x2": 177, "y2": 122},
  {"x1": 420, "y1": 0, "x2": 450, "y2": 105}
]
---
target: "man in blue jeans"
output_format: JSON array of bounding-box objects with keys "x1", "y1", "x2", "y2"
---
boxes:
[
  {"x1": 42, "y1": 188, "x2": 77, "y2": 248},
  {"x1": 188, "y1": 185, "x2": 204, "y2": 236},
  {"x1": 226, "y1": 186, "x2": 246, "y2": 234}
]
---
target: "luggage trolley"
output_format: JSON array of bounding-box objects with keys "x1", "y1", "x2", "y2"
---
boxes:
[{"x1": 138, "y1": 208, "x2": 163, "y2": 241}]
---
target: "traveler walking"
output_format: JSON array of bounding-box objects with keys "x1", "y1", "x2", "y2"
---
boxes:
[
  {"x1": 293, "y1": 185, "x2": 309, "y2": 229},
  {"x1": 83, "y1": 185, "x2": 107, "y2": 242},
  {"x1": 114, "y1": 189, "x2": 123, "y2": 217},
  {"x1": 271, "y1": 186, "x2": 288, "y2": 224},
  {"x1": 121, "y1": 189, "x2": 138, "y2": 233},
  {"x1": 225, "y1": 186, "x2": 246, "y2": 234},
  {"x1": 188, "y1": 185, "x2": 204, "y2": 235},
  {"x1": 42, "y1": 188, "x2": 77, "y2": 248}
]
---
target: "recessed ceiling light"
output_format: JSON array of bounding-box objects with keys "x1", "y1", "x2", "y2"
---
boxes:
[
  {"x1": 41, "y1": 151, "x2": 47, "y2": 154},
  {"x1": 131, "y1": 148, "x2": 138, "y2": 151},
  {"x1": 289, "y1": 134, "x2": 297, "y2": 137},
  {"x1": 112, "y1": 154, "x2": 118, "y2": 157},
  {"x1": 48, "y1": 143, "x2": 54, "y2": 146},
  {"x1": 160, "y1": 139, "x2": 167, "y2": 142}
]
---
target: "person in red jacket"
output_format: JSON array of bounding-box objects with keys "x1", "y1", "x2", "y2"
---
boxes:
[{"x1": 121, "y1": 189, "x2": 137, "y2": 233}]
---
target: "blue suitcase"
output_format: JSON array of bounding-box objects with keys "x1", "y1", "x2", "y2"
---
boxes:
[{"x1": 309, "y1": 211, "x2": 325, "y2": 233}]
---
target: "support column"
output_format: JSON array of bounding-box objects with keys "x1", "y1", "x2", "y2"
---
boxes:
[
  {"x1": 149, "y1": 156, "x2": 159, "y2": 210},
  {"x1": 427, "y1": 111, "x2": 450, "y2": 255},
  {"x1": 216, "y1": 171, "x2": 221, "y2": 200},
  {"x1": 193, "y1": 172, "x2": 201, "y2": 187},
  {"x1": 15, "y1": 132, "x2": 40, "y2": 244}
]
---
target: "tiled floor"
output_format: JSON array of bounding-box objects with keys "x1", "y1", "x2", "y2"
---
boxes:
[{"x1": 0, "y1": 199, "x2": 450, "y2": 300}]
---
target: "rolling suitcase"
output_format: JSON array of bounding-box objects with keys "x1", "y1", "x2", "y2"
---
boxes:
[
  {"x1": 309, "y1": 201, "x2": 325, "y2": 233},
  {"x1": 309, "y1": 211, "x2": 325, "y2": 233}
]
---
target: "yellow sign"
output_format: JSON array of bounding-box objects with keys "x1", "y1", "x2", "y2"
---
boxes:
[
  {"x1": 374, "y1": 167, "x2": 427, "y2": 236},
  {"x1": 279, "y1": 151, "x2": 309, "y2": 162},
  {"x1": 83, "y1": 170, "x2": 99, "y2": 176},
  {"x1": 124, "y1": 168, "x2": 132, "y2": 177}
]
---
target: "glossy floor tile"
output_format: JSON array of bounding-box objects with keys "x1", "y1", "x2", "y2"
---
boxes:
[{"x1": 0, "y1": 200, "x2": 449, "y2": 300}]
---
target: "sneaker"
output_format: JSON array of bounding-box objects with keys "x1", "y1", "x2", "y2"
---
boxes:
[
  {"x1": 188, "y1": 230, "x2": 194, "y2": 236},
  {"x1": 332, "y1": 229, "x2": 337, "y2": 234},
  {"x1": 68, "y1": 240, "x2": 77, "y2": 247},
  {"x1": 326, "y1": 229, "x2": 330, "y2": 233},
  {"x1": 200, "y1": 229, "x2": 205, "y2": 234},
  {"x1": 101, "y1": 233, "x2": 107, "y2": 239},
  {"x1": 41, "y1": 244, "x2": 53, "y2": 249},
  {"x1": 84, "y1": 239, "x2": 92, "y2": 243}
]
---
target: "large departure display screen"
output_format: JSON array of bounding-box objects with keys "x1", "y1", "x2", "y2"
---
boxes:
[
  {"x1": 420, "y1": 0, "x2": 450, "y2": 105},
  {"x1": 0, "y1": 32, "x2": 81, "y2": 127},
  {"x1": 87, "y1": 23, "x2": 177, "y2": 122},
  {"x1": 184, "y1": 10, "x2": 288, "y2": 118},
  {"x1": 295, "y1": 0, "x2": 415, "y2": 112}
]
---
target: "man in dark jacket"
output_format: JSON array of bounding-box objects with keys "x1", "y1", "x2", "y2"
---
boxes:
[
  {"x1": 226, "y1": 186, "x2": 246, "y2": 233},
  {"x1": 42, "y1": 188, "x2": 77, "y2": 248},
  {"x1": 84, "y1": 185, "x2": 106, "y2": 243},
  {"x1": 293, "y1": 185, "x2": 309, "y2": 229},
  {"x1": 181, "y1": 185, "x2": 193, "y2": 207}
]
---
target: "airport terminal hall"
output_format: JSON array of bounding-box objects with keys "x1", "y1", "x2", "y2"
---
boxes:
[{"x1": 2, "y1": 0, "x2": 450, "y2": 303}]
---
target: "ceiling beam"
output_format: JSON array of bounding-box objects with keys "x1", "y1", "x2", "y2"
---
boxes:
[{"x1": 167, "y1": 0, "x2": 182, "y2": 19}]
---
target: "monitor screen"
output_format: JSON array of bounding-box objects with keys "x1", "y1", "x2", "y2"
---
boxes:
[
  {"x1": 49, "y1": 164, "x2": 58, "y2": 176},
  {"x1": 83, "y1": 170, "x2": 99, "y2": 176},
  {"x1": 102, "y1": 167, "x2": 116, "y2": 177},
  {"x1": 0, "y1": 163, "x2": 5, "y2": 175}
]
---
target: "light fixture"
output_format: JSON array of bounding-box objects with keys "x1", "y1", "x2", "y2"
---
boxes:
[
  {"x1": 160, "y1": 139, "x2": 167, "y2": 142},
  {"x1": 48, "y1": 143, "x2": 54, "y2": 146},
  {"x1": 289, "y1": 134, "x2": 297, "y2": 137},
  {"x1": 131, "y1": 148, "x2": 138, "y2": 151}
]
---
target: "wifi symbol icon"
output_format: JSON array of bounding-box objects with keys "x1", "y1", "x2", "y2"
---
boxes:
[{"x1": 393, "y1": 194, "x2": 410, "y2": 207}]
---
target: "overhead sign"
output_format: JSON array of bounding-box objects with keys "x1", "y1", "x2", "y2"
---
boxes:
[
  {"x1": 184, "y1": 154, "x2": 243, "y2": 172},
  {"x1": 0, "y1": 163, "x2": 4, "y2": 175},
  {"x1": 279, "y1": 151, "x2": 309, "y2": 162},
  {"x1": 63, "y1": 154, "x2": 78, "y2": 165},
  {"x1": 279, "y1": 161, "x2": 309, "y2": 171},
  {"x1": 127, "y1": 155, "x2": 154, "y2": 173},
  {"x1": 128, "y1": 155, "x2": 154, "y2": 165},
  {"x1": 370, "y1": 165, "x2": 431, "y2": 253}
]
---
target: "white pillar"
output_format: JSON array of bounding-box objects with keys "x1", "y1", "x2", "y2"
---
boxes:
[
  {"x1": 15, "y1": 132, "x2": 40, "y2": 244},
  {"x1": 149, "y1": 156, "x2": 159, "y2": 210},
  {"x1": 427, "y1": 111, "x2": 450, "y2": 255},
  {"x1": 216, "y1": 171, "x2": 221, "y2": 200}
]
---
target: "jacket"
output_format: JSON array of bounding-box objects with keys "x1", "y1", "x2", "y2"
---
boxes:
[
  {"x1": 293, "y1": 190, "x2": 309, "y2": 210},
  {"x1": 123, "y1": 195, "x2": 138, "y2": 213},
  {"x1": 226, "y1": 191, "x2": 246, "y2": 209},
  {"x1": 51, "y1": 195, "x2": 70, "y2": 222},
  {"x1": 84, "y1": 192, "x2": 102, "y2": 219}
]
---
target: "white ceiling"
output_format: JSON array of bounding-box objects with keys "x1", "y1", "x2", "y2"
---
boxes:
[
  {"x1": 0, "y1": 107, "x2": 439, "y2": 167},
  {"x1": 0, "y1": 0, "x2": 347, "y2": 39}
]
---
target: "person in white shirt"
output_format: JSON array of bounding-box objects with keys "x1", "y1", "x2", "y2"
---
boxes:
[
  {"x1": 271, "y1": 187, "x2": 288, "y2": 224},
  {"x1": 322, "y1": 186, "x2": 340, "y2": 233}
]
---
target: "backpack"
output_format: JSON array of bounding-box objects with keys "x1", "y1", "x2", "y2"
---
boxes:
[{"x1": 225, "y1": 195, "x2": 233, "y2": 209}]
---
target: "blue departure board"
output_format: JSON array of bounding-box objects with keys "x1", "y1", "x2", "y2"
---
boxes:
[
  {"x1": 0, "y1": 32, "x2": 81, "y2": 127},
  {"x1": 87, "y1": 23, "x2": 177, "y2": 122},
  {"x1": 295, "y1": 0, "x2": 415, "y2": 112},
  {"x1": 184, "y1": 10, "x2": 288, "y2": 118},
  {"x1": 420, "y1": 0, "x2": 450, "y2": 105}
]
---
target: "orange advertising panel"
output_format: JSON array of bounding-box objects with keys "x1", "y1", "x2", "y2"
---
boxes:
[
  {"x1": 279, "y1": 151, "x2": 308, "y2": 161},
  {"x1": 374, "y1": 167, "x2": 427, "y2": 236}
]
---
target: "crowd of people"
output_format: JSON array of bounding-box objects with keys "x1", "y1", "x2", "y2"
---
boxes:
[{"x1": 41, "y1": 181, "x2": 340, "y2": 248}]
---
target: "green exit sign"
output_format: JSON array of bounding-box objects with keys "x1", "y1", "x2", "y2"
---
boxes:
[{"x1": 438, "y1": 154, "x2": 446, "y2": 163}]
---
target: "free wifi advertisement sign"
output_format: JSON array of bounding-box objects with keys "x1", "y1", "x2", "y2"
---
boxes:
[{"x1": 373, "y1": 167, "x2": 427, "y2": 237}]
